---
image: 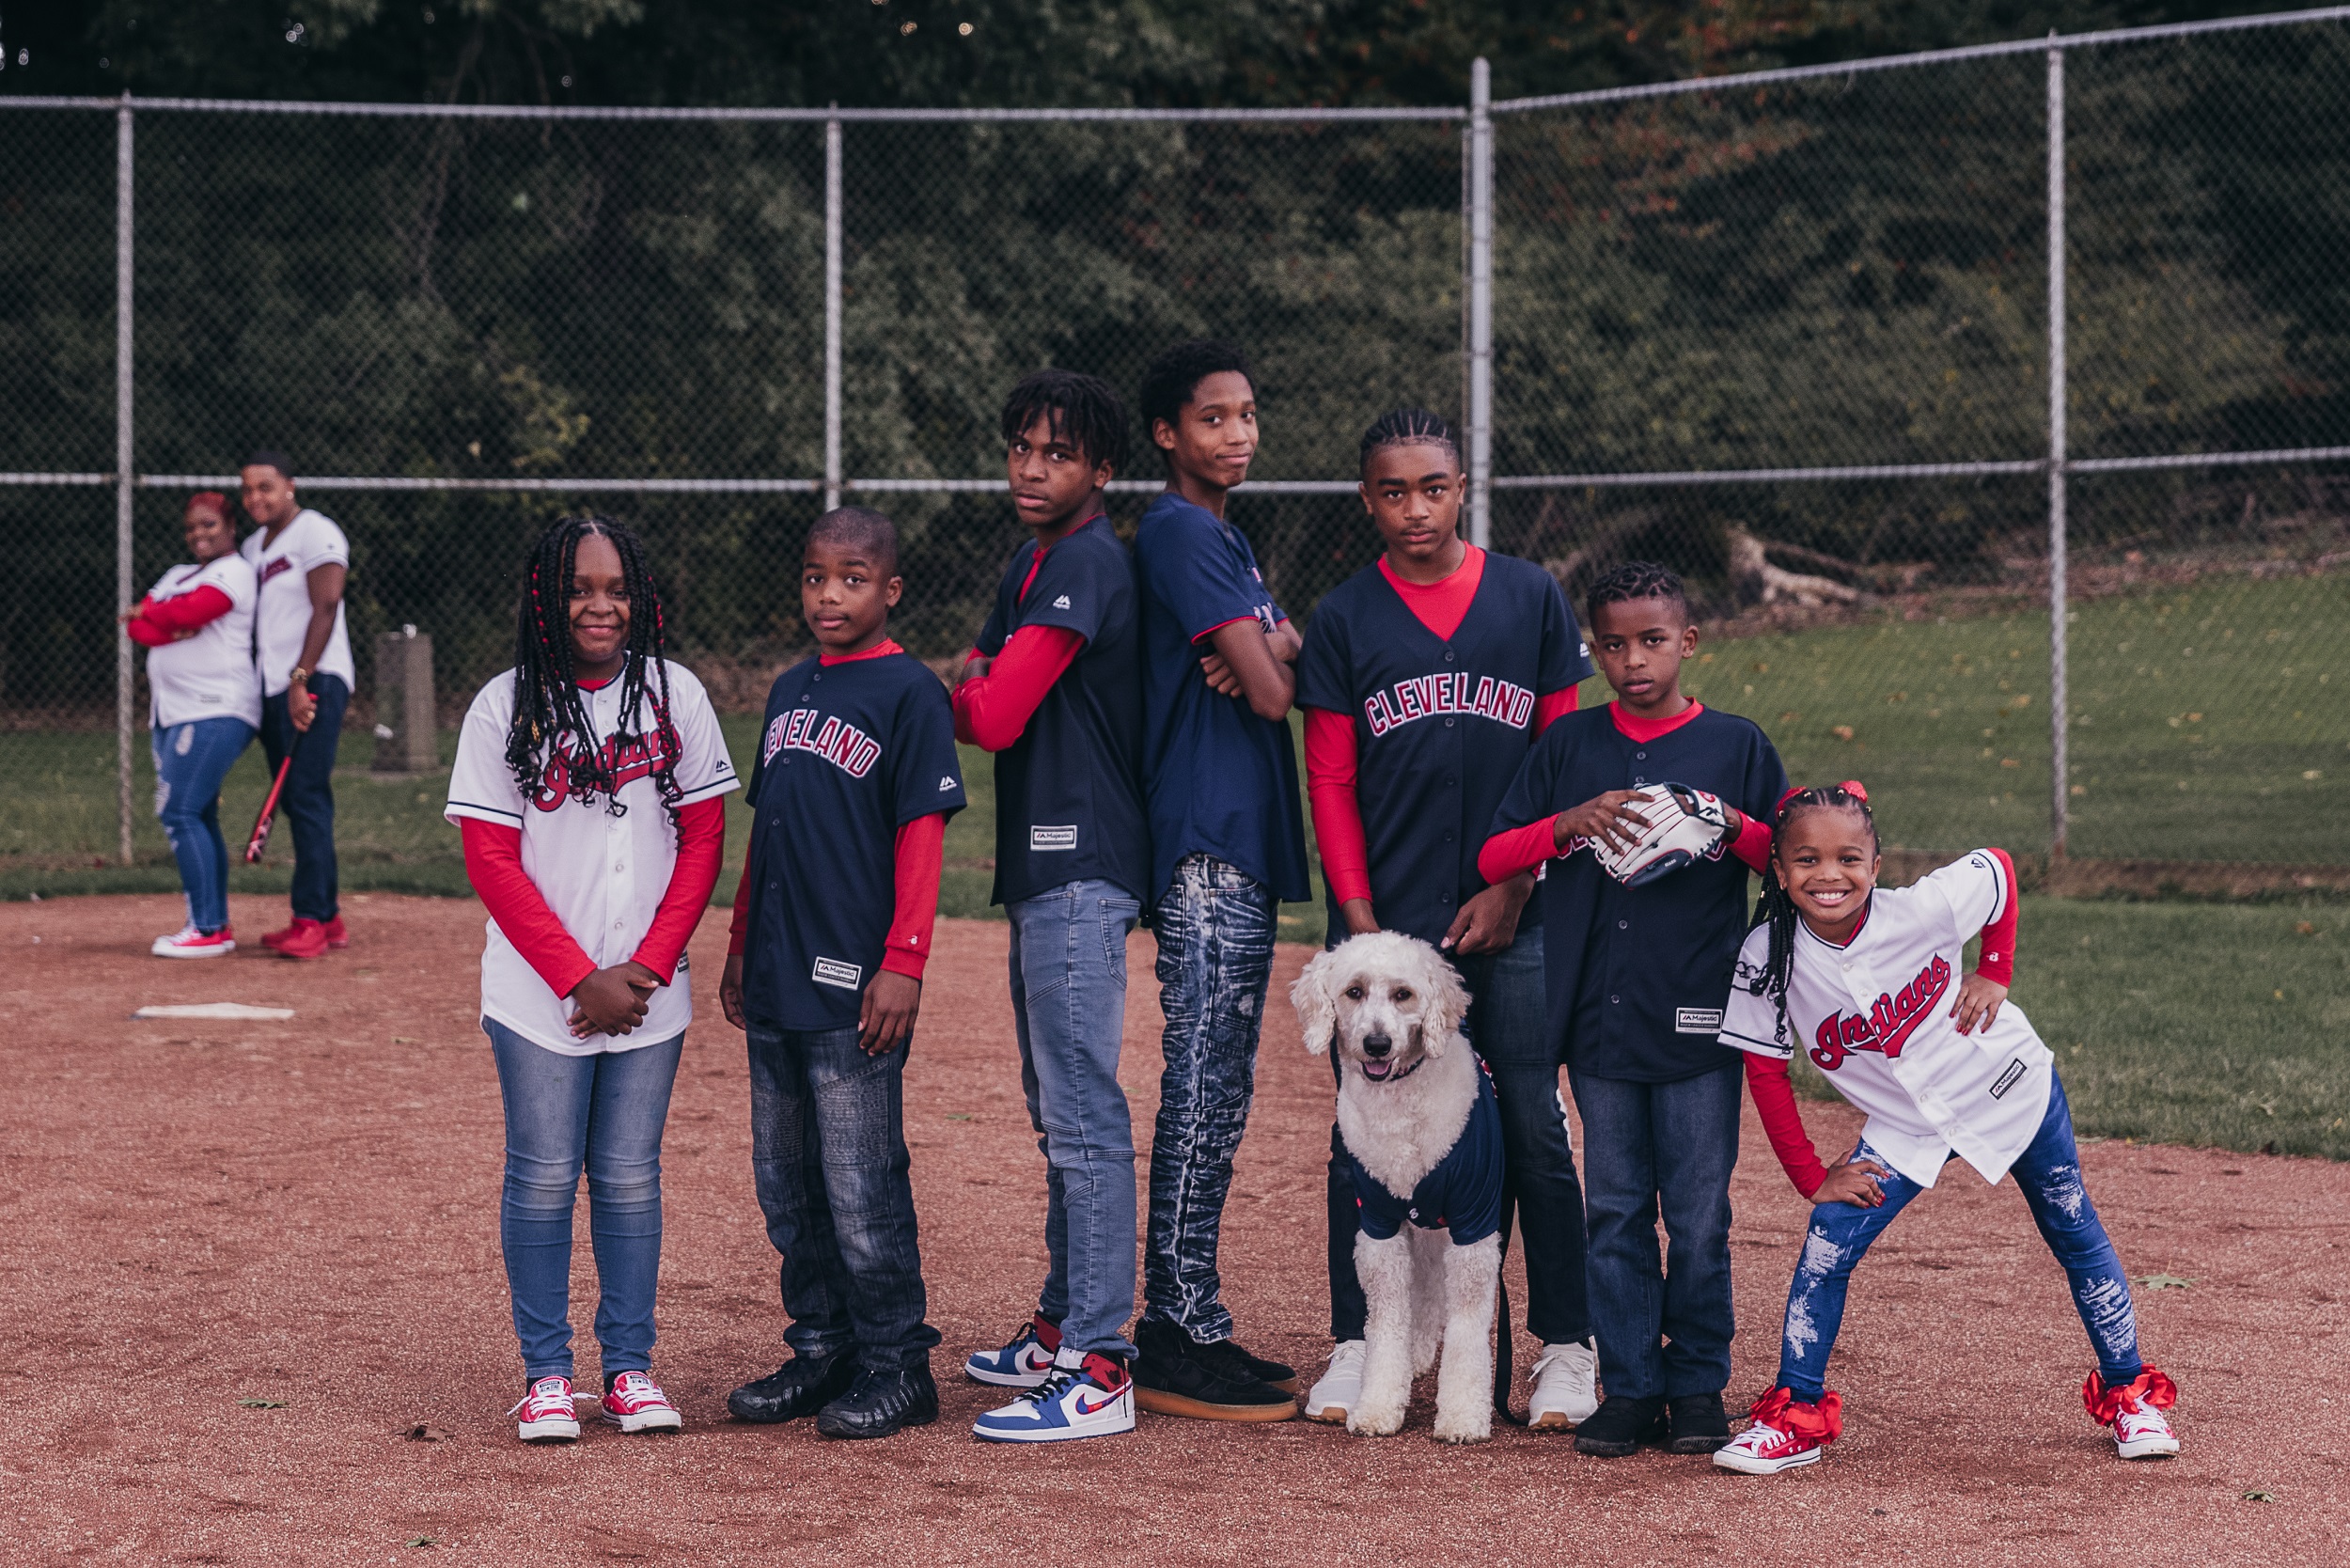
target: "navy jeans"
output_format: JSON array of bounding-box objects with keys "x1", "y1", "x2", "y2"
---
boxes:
[
  {"x1": 1326, "y1": 923, "x2": 1592, "y2": 1344},
  {"x1": 486, "y1": 1019, "x2": 682, "y2": 1382},
  {"x1": 1570, "y1": 1062, "x2": 1743, "y2": 1402},
  {"x1": 1009, "y1": 879, "x2": 1143, "y2": 1359},
  {"x1": 1778, "y1": 1072, "x2": 2141, "y2": 1402},
  {"x1": 151, "y1": 717, "x2": 253, "y2": 932},
  {"x1": 1143, "y1": 853, "x2": 1277, "y2": 1341},
  {"x1": 258, "y1": 673, "x2": 347, "y2": 922},
  {"x1": 745, "y1": 1024, "x2": 938, "y2": 1372}
]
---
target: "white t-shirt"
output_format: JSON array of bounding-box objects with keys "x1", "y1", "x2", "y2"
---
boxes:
[
  {"x1": 1719, "y1": 850, "x2": 2055, "y2": 1188},
  {"x1": 445, "y1": 659, "x2": 740, "y2": 1056},
  {"x1": 143, "y1": 556, "x2": 262, "y2": 730},
  {"x1": 241, "y1": 508, "x2": 355, "y2": 696}
]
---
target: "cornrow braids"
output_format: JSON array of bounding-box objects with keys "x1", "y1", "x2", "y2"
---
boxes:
[
  {"x1": 1357, "y1": 407, "x2": 1460, "y2": 474},
  {"x1": 1744, "y1": 783, "x2": 1880, "y2": 1048},
  {"x1": 1584, "y1": 559, "x2": 1688, "y2": 625},
  {"x1": 1001, "y1": 369, "x2": 1131, "y2": 475},
  {"x1": 505, "y1": 514, "x2": 686, "y2": 829}
]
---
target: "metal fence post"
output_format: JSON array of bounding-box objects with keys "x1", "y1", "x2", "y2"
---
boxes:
[
  {"x1": 1466, "y1": 58, "x2": 1494, "y2": 550},
  {"x1": 823, "y1": 111, "x2": 843, "y2": 513},
  {"x1": 2045, "y1": 38, "x2": 2069, "y2": 860},
  {"x1": 116, "y1": 93, "x2": 135, "y2": 867}
]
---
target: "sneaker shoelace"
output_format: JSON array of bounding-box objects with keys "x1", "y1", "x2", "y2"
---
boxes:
[
  {"x1": 509, "y1": 1379, "x2": 572, "y2": 1419},
  {"x1": 1019, "y1": 1365, "x2": 1083, "y2": 1405}
]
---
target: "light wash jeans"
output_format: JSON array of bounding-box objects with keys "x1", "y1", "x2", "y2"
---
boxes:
[
  {"x1": 1777, "y1": 1072, "x2": 2141, "y2": 1402},
  {"x1": 151, "y1": 716, "x2": 253, "y2": 932},
  {"x1": 1008, "y1": 878, "x2": 1143, "y2": 1359},
  {"x1": 486, "y1": 1019, "x2": 682, "y2": 1382}
]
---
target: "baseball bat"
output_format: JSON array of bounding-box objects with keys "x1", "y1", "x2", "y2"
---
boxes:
[{"x1": 243, "y1": 751, "x2": 295, "y2": 864}]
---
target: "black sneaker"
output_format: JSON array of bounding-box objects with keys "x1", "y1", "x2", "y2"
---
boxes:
[
  {"x1": 1132, "y1": 1319, "x2": 1297, "y2": 1422},
  {"x1": 1190, "y1": 1335, "x2": 1299, "y2": 1395},
  {"x1": 815, "y1": 1364, "x2": 940, "y2": 1440},
  {"x1": 726, "y1": 1353, "x2": 855, "y2": 1424},
  {"x1": 1667, "y1": 1391, "x2": 1731, "y2": 1454},
  {"x1": 1573, "y1": 1394, "x2": 1667, "y2": 1457}
]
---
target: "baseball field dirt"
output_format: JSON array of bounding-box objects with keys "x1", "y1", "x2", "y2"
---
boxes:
[{"x1": 4, "y1": 893, "x2": 2342, "y2": 1564}]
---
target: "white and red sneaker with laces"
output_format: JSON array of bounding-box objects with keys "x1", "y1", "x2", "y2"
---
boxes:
[
  {"x1": 1713, "y1": 1387, "x2": 1841, "y2": 1475},
  {"x1": 508, "y1": 1374, "x2": 582, "y2": 1442},
  {"x1": 2086, "y1": 1369, "x2": 2181, "y2": 1459},
  {"x1": 598, "y1": 1370, "x2": 683, "y2": 1434},
  {"x1": 151, "y1": 924, "x2": 235, "y2": 959}
]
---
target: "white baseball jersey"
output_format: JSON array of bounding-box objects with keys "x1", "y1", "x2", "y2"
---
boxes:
[
  {"x1": 1719, "y1": 850, "x2": 2053, "y2": 1188},
  {"x1": 445, "y1": 658, "x2": 740, "y2": 1056},
  {"x1": 142, "y1": 556, "x2": 262, "y2": 729},
  {"x1": 241, "y1": 508, "x2": 355, "y2": 695}
]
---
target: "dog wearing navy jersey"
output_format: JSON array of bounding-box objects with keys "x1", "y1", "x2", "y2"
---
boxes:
[{"x1": 1292, "y1": 933, "x2": 1502, "y2": 1444}]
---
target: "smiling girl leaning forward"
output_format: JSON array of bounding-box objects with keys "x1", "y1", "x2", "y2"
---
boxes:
[{"x1": 1713, "y1": 783, "x2": 2181, "y2": 1473}]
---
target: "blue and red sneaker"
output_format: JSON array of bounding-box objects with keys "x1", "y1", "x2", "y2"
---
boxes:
[
  {"x1": 964, "y1": 1314, "x2": 1061, "y2": 1388},
  {"x1": 972, "y1": 1351, "x2": 1135, "y2": 1444}
]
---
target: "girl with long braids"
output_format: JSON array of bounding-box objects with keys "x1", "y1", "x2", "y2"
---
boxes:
[
  {"x1": 1714, "y1": 783, "x2": 2180, "y2": 1473},
  {"x1": 444, "y1": 515, "x2": 739, "y2": 1443}
]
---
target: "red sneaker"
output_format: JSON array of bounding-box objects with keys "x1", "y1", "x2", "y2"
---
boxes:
[
  {"x1": 152, "y1": 924, "x2": 236, "y2": 959},
  {"x1": 261, "y1": 915, "x2": 346, "y2": 950},
  {"x1": 1713, "y1": 1388, "x2": 1841, "y2": 1475},
  {"x1": 507, "y1": 1374, "x2": 582, "y2": 1443},
  {"x1": 258, "y1": 919, "x2": 299, "y2": 950},
  {"x1": 599, "y1": 1371, "x2": 683, "y2": 1434},
  {"x1": 275, "y1": 918, "x2": 331, "y2": 961}
]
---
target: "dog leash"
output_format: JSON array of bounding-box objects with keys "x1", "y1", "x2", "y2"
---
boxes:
[{"x1": 1491, "y1": 1180, "x2": 1528, "y2": 1427}]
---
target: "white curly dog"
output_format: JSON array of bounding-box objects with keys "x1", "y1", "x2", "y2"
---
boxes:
[{"x1": 1292, "y1": 931, "x2": 1502, "y2": 1444}]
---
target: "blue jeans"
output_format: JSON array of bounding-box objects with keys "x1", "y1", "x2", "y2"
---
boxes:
[
  {"x1": 486, "y1": 1018, "x2": 682, "y2": 1382},
  {"x1": 1008, "y1": 880, "x2": 1142, "y2": 1358},
  {"x1": 151, "y1": 717, "x2": 253, "y2": 932},
  {"x1": 1570, "y1": 1063, "x2": 1743, "y2": 1402},
  {"x1": 1778, "y1": 1072, "x2": 2140, "y2": 1402},
  {"x1": 258, "y1": 673, "x2": 346, "y2": 923},
  {"x1": 745, "y1": 1024, "x2": 938, "y2": 1371},
  {"x1": 1144, "y1": 853, "x2": 1277, "y2": 1341},
  {"x1": 1326, "y1": 923, "x2": 1591, "y2": 1343}
]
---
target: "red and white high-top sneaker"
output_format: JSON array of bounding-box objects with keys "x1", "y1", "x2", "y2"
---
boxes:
[
  {"x1": 2086, "y1": 1369, "x2": 2181, "y2": 1459},
  {"x1": 508, "y1": 1375, "x2": 582, "y2": 1443},
  {"x1": 599, "y1": 1371, "x2": 684, "y2": 1434},
  {"x1": 1713, "y1": 1388, "x2": 1842, "y2": 1475},
  {"x1": 152, "y1": 924, "x2": 236, "y2": 959}
]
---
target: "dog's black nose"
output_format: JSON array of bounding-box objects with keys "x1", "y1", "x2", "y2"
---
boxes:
[{"x1": 1362, "y1": 1032, "x2": 1392, "y2": 1058}]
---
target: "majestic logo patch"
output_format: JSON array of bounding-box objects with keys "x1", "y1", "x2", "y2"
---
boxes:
[
  {"x1": 1989, "y1": 1059, "x2": 2026, "y2": 1099},
  {"x1": 1053, "y1": 594, "x2": 1071, "y2": 609},
  {"x1": 939, "y1": 776, "x2": 957, "y2": 791},
  {"x1": 761, "y1": 706, "x2": 882, "y2": 778},
  {"x1": 1675, "y1": 1008, "x2": 1724, "y2": 1035},
  {"x1": 1809, "y1": 954, "x2": 1952, "y2": 1072},
  {"x1": 1030, "y1": 824, "x2": 1078, "y2": 852},
  {"x1": 1362, "y1": 673, "x2": 1535, "y2": 738},
  {"x1": 811, "y1": 956, "x2": 863, "y2": 990}
]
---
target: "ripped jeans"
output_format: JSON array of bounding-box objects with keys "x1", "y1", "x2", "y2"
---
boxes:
[{"x1": 1778, "y1": 1073, "x2": 2141, "y2": 1402}]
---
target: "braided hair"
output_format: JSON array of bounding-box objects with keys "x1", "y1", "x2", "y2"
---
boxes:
[
  {"x1": 1584, "y1": 559, "x2": 1689, "y2": 625},
  {"x1": 1744, "y1": 781, "x2": 1878, "y2": 1048},
  {"x1": 1001, "y1": 369, "x2": 1131, "y2": 475},
  {"x1": 505, "y1": 514, "x2": 685, "y2": 827},
  {"x1": 1357, "y1": 407, "x2": 1460, "y2": 475}
]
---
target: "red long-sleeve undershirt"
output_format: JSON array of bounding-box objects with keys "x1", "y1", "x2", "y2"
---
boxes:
[
  {"x1": 1473, "y1": 701, "x2": 1773, "y2": 886},
  {"x1": 1978, "y1": 847, "x2": 2019, "y2": 986},
  {"x1": 953, "y1": 624, "x2": 1087, "y2": 751},
  {"x1": 125, "y1": 584, "x2": 234, "y2": 648},
  {"x1": 461, "y1": 795, "x2": 726, "y2": 1000},
  {"x1": 727, "y1": 812, "x2": 947, "y2": 980}
]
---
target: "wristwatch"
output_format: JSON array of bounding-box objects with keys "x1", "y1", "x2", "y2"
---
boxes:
[{"x1": 289, "y1": 666, "x2": 311, "y2": 688}]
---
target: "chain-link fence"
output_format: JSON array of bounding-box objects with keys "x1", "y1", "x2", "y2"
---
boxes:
[{"x1": 4, "y1": 8, "x2": 2346, "y2": 883}]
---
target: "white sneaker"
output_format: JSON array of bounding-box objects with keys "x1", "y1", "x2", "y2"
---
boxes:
[
  {"x1": 972, "y1": 1351, "x2": 1136, "y2": 1444},
  {"x1": 151, "y1": 924, "x2": 235, "y2": 958},
  {"x1": 2089, "y1": 1369, "x2": 2181, "y2": 1460},
  {"x1": 1527, "y1": 1340, "x2": 1599, "y2": 1429},
  {"x1": 1303, "y1": 1340, "x2": 1366, "y2": 1424},
  {"x1": 964, "y1": 1315, "x2": 1061, "y2": 1388},
  {"x1": 508, "y1": 1374, "x2": 581, "y2": 1442}
]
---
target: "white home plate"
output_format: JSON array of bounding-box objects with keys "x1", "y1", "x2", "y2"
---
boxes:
[{"x1": 133, "y1": 1003, "x2": 296, "y2": 1021}]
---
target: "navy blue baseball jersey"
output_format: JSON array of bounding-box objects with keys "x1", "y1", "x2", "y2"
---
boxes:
[
  {"x1": 975, "y1": 515, "x2": 1151, "y2": 905},
  {"x1": 1297, "y1": 552, "x2": 1591, "y2": 945},
  {"x1": 1488, "y1": 704, "x2": 1788, "y2": 1082},
  {"x1": 739, "y1": 647, "x2": 966, "y2": 1031},
  {"x1": 1133, "y1": 492, "x2": 1310, "y2": 903},
  {"x1": 1350, "y1": 1062, "x2": 1503, "y2": 1247}
]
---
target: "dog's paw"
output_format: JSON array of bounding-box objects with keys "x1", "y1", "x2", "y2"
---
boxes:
[
  {"x1": 1432, "y1": 1412, "x2": 1493, "y2": 1445},
  {"x1": 1348, "y1": 1397, "x2": 1407, "y2": 1437}
]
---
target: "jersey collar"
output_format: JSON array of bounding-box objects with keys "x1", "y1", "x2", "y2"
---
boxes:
[
  {"x1": 1609, "y1": 700, "x2": 1703, "y2": 743},
  {"x1": 1799, "y1": 893, "x2": 1874, "y2": 950},
  {"x1": 820, "y1": 637, "x2": 904, "y2": 667}
]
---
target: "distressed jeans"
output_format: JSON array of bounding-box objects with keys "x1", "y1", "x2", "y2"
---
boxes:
[
  {"x1": 746, "y1": 1024, "x2": 939, "y2": 1372},
  {"x1": 151, "y1": 716, "x2": 253, "y2": 933},
  {"x1": 1778, "y1": 1072, "x2": 2141, "y2": 1402},
  {"x1": 1009, "y1": 879, "x2": 1143, "y2": 1359},
  {"x1": 1143, "y1": 853, "x2": 1277, "y2": 1342}
]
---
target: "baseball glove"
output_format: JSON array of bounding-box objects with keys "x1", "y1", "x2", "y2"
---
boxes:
[{"x1": 1588, "y1": 782, "x2": 1733, "y2": 887}]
